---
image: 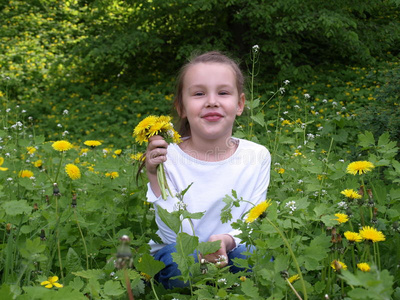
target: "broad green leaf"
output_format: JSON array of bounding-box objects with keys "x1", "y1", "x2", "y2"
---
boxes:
[
  {"x1": 0, "y1": 284, "x2": 13, "y2": 300},
  {"x1": 197, "y1": 240, "x2": 221, "y2": 256},
  {"x1": 3, "y1": 200, "x2": 32, "y2": 216},
  {"x1": 66, "y1": 248, "x2": 83, "y2": 273},
  {"x1": 136, "y1": 253, "x2": 165, "y2": 278},
  {"x1": 157, "y1": 206, "x2": 181, "y2": 234},
  {"x1": 250, "y1": 113, "x2": 266, "y2": 127},
  {"x1": 181, "y1": 211, "x2": 204, "y2": 220},
  {"x1": 72, "y1": 269, "x2": 105, "y2": 280},
  {"x1": 358, "y1": 131, "x2": 375, "y2": 148},
  {"x1": 103, "y1": 280, "x2": 124, "y2": 296},
  {"x1": 69, "y1": 277, "x2": 84, "y2": 292},
  {"x1": 241, "y1": 278, "x2": 261, "y2": 299}
]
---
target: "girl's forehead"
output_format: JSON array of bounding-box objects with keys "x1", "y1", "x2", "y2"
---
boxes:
[{"x1": 183, "y1": 62, "x2": 236, "y2": 86}]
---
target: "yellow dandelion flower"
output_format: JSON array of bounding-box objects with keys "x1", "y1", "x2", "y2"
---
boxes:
[
  {"x1": 276, "y1": 168, "x2": 285, "y2": 174},
  {"x1": 344, "y1": 231, "x2": 362, "y2": 243},
  {"x1": 140, "y1": 272, "x2": 151, "y2": 281},
  {"x1": 341, "y1": 189, "x2": 362, "y2": 199},
  {"x1": 357, "y1": 262, "x2": 371, "y2": 272},
  {"x1": 84, "y1": 140, "x2": 102, "y2": 147},
  {"x1": 346, "y1": 161, "x2": 375, "y2": 175},
  {"x1": 239, "y1": 276, "x2": 247, "y2": 282},
  {"x1": 131, "y1": 153, "x2": 144, "y2": 161},
  {"x1": 106, "y1": 171, "x2": 119, "y2": 179},
  {"x1": 33, "y1": 160, "x2": 43, "y2": 168},
  {"x1": 65, "y1": 164, "x2": 81, "y2": 180},
  {"x1": 288, "y1": 274, "x2": 300, "y2": 283},
  {"x1": 359, "y1": 226, "x2": 385, "y2": 242},
  {"x1": 19, "y1": 170, "x2": 34, "y2": 178},
  {"x1": 331, "y1": 260, "x2": 347, "y2": 272},
  {"x1": 26, "y1": 146, "x2": 36, "y2": 155},
  {"x1": 245, "y1": 200, "x2": 272, "y2": 223},
  {"x1": 114, "y1": 149, "x2": 122, "y2": 155},
  {"x1": 52, "y1": 140, "x2": 73, "y2": 152},
  {"x1": 0, "y1": 157, "x2": 8, "y2": 171},
  {"x1": 40, "y1": 276, "x2": 63, "y2": 289},
  {"x1": 334, "y1": 213, "x2": 349, "y2": 224}
]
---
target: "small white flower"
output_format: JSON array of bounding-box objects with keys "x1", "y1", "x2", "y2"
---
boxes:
[
  {"x1": 7, "y1": 177, "x2": 13, "y2": 181},
  {"x1": 339, "y1": 159, "x2": 345, "y2": 162},
  {"x1": 217, "y1": 278, "x2": 227, "y2": 284},
  {"x1": 279, "y1": 87, "x2": 285, "y2": 94},
  {"x1": 284, "y1": 80, "x2": 290, "y2": 85},
  {"x1": 294, "y1": 105, "x2": 300, "y2": 109},
  {"x1": 304, "y1": 94, "x2": 310, "y2": 99},
  {"x1": 332, "y1": 102, "x2": 337, "y2": 106},
  {"x1": 338, "y1": 201, "x2": 348, "y2": 209},
  {"x1": 22, "y1": 110, "x2": 26, "y2": 113},
  {"x1": 298, "y1": 179, "x2": 303, "y2": 184},
  {"x1": 63, "y1": 109, "x2": 69, "y2": 115},
  {"x1": 28, "y1": 116, "x2": 33, "y2": 121},
  {"x1": 322, "y1": 99, "x2": 327, "y2": 103},
  {"x1": 6, "y1": 108, "x2": 11, "y2": 113},
  {"x1": 252, "y1": 45, "x2": 259, "y2": 52},
  {"x1": 283, "y1": 111, "x2": 288, "y2": 114},
  {"x1": 318, "y1": 126, "x2": 323, "y2": 131},
  {"x1": 57, "y1": 123, "x2": 62, "y2": 128}
]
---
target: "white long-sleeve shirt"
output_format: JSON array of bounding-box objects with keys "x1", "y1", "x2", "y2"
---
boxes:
[{"x1": 146, "y1": 138, "x2": 271, "y2": 254}]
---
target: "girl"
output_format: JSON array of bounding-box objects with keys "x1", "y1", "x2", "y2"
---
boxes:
[{"x1": 145, "y1": 51, "x2": 271, "y2": 289}]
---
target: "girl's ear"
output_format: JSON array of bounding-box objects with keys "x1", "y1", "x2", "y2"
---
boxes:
[
  {"x1": 236, "y1": 93, "x2": 245, "y2": 116},
  {"x1": 175, "y1": 103, "x2": 186, "y2": 118}
]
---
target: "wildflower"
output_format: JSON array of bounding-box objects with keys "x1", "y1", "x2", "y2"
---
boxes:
[
  {"x1": 114, "y1": 149, "x2": 122, "y2": 155},
  {"x1": 359, "y1": 226, "x2": 385, "y2": 242},
  {"x1": 106, "y1": 171, "x2": 119, "y2": 179},
  {"x1": 19, "y1": 170, "x2": 34, "y2": 178},
  {"x1": 33, "y1": 160, "x2": 43, "y2": 168},
  {"x1": 331, "y1": 260, "x2": 347, "y2": 272},
  {"x1": 239, "y1": 276, "x2": 247, "y2": 282},
  {"x1": 245, "y1": 200, "x2": 272, "y2": 223},
  {"x1": 40, "y1": 276, "x2": 63, "y2": 288},
  {"x1": 285, "y1": 201, "x2": 297, "y2": 214},
  {"x1": 288, "y1": 274, "x2": 300, "y2": 283},
  {"x1": 344, "y1": 231, "x2": 362, "y2": 243},
  {"x1": 84, "y1": 140, "x2": 102, "y2": 148},
  {"x1": 276, "y1": 168, "x2": 285, "y2": 174},
  {"x1": 26, "y1": 146, "x2": 36, "y2": 155},
  {"x1": 65, "y1": 164, "x2": 81, "y2": 180},
  {"x1": 252, "y1": 45, "x2": 259, "y2": 52},
  {"x1": 131, "y1": 152, "x2": 144, "y2": 161},
  {"x1": 284, "y1": 80, "x2": 290, "y2": 85},
  {"x1": 133, "y1": 115, "x2": 181, "y2": 145},
  {"x1": 334, "y1": 213, "x2": 349, "y2": 224},
  {"x1": 346, "y1": 161, "x2": 375, "y2": 175},
  {"x1": 52, "y1": 140, "x2": 73, "y2": 152},
  {"x1": 357, "y1": 262, "x2": 371, "y2": 272},
  {"x1": 217, "y1": 278, "x2": 227, "y2": 284},
  {"x1": 341, "y1": 189, "x2": 362, "y2": 199},
  {"x1": 0, "y1": 157, "x2": 8, "y2": 171}
]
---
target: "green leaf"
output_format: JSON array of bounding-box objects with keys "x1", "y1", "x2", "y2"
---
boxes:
[
  {"x1": 69, "y1": 277, "x2": 84, "y2": 292},
  {"x1": 197, "y1": 240, "x2": 221, "y2": 256},
  {"x1": 181, "y1": 211, "x2": 204, "y2": 220},
  {"x1": 358, "y1": 131, "x2": 375, "y2": 148},
  {"x1": 103, "y1": 280, "x2": 124, "y2": 296},
  {"x1": 250, "y1": 112, "x2": 266, "y2": 127},
  {"x1": 136, "y1": 253, "x2": 165, "y2": 278},
  {"x1": 66, "y1": 248, "x2": 83, "y2": 273},
  {"x1": 3, "y1": 200, "x2": 32, "y2": 216},
  {"x1": 241, "y1": 278, "x2": 261, "y2": 299},
  {"x1": 0, "y1": 284, "x2": 14, "y2": 300},
  {"x1": 157, "y1": 206, "x2": 181, "y2": 234},
  {"x1": 72, "y1": 269, "x2": 105, "y2": 280},
  {"x1": 171, "y1": 233, "x2": 198, "y2": 280}
]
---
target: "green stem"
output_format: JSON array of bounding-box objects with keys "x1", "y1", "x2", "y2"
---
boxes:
[
  {"x1": 157, "y1": 164, "x2": 167, "y2": 200},
  {"x1": 266, "y1": 217, "x2": 307, "y2": 300},
  {"x1": 55, "y1": 197, "x2": 64, "y2": 281},
  {"x1": 150, "y1": 278, "x2": 159, "y2": 300},
  {"x1": 351, "y1": 245, "x2": 357, "y2": 271},
  {"x1": 74, "y1": 208, "x2": 89, "y2": 269}
]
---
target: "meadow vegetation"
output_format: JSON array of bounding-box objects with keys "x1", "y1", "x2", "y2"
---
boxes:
[{"x1": 1, "y1": 0, "x2": 400, "y2": 299}]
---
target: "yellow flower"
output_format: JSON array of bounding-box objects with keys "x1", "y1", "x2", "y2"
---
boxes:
[
  {"x1": 276, "y1": 168, "x2": 285, "y2": 174},
  {"x1": 40, "y1": 276, "x2": 63, "y2": 289},
  {"x1": 133, "y1": 115, "x2": 181, "y2": 144},
  {"x1": 33, "y1": 160, "x2": 43, "y2": 168},
  {"x1": 26, "y1": 146, "x2": 36, "y2": 155},
  {"x1": 106, "y1": 171, "x2": 119, "y2": 179},
  {"x1": 114, "y1": 149, "x2": 122, "y2": 155},
  {"x1": 288, "y1": 274, "x2": 300, "y2": 283},
  {"x1": 52, "y1": 140, "x2": 73, "y2": 152},
  {"x1": 357, "y1": 262, "x2": 371, "y2": 272},
  {"x1": 334, "y1": 213, "x2": 349, "y2": 224},
  {"x1": 0, "y1": 157, "x2": 8, "y2": 171},
  {"x1": 239, "y1": 276, "x2": 247, "y2": 282},
  {"x1": 65, "y1": 164, "x2": 81, "y2": 180},
  {"x1": 131, "y1": 153, "x2": 144, "y2": 161},
  {"x1": 359, "y1": 226, "x2": 385, "y2": 242},
  {"x1": 341, "y1": 189, "x2": 362, "y2": 199},
  {"x1": 331, "y1": 260, "x2": 347, "y2": 272},
  {"x1": 346, "y1": 161, "x2": 375, "y2": 175},
  {"x1": 245, "y1": 200, "x2": 272, "y2": 223},
  {"x1": 344, "y1": 231, "x2": 362, "y2": 243},
  {"x1": 19, "y1": 170, "x2": 34, "y2": 178},
  {"x1": 84, "y1": 140, "x2": 102, "y2": 147}
]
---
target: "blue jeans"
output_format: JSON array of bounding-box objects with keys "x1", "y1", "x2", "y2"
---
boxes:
[{"x1": 154, "y1": 243, "x2": 253, "y2": 289}]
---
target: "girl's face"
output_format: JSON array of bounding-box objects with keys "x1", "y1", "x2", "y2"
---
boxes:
[{"x1": 180, "y1": 62, "x2": 245, "y2": 143}]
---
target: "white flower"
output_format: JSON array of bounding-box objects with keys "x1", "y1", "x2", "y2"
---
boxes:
[
  {"x1": 298, "y1": 179, "x2": 303, "y2": 184},
  {"x1": 284, "y1": 80, "x2": 290, "y2": 85},
  {"x1": 294, "y1": 105, "x2": 300, "y2": 109},
  {"x1": 63, "y1": 109, "x2": 69, "y2": 115},
  {"x1": 279, "y1": 87, "x2": 285, "y2": 94},
  {"x1": 252, "y1": 45, "x2": 259, "y2": 52},
  {"x1": 218, "y1": 278, "x2": 227, "y2": 284},
  {"x1": 283, "y1": 111, "x2": 288, "y2": 114},
  {"x1": 28, "y1": 116, "x2": 33, "y2": 120},
  {"x1": 7, "y1": 177, "x2": 13, "y2": 181},
  {"x1": 338, "y1": 201, "x2": 348, "y2": 209},
  {"x1": 304, "y1": 94, "x2": 310, "y2": 99},
  {"x1": 332, "y1": 102, "x2": 337, "y2": 106},
  {"x1": 22, "y1": 110, "x2": 26, "y2": 113},
  {"x1": 57, "y1": 123, "x2": 62, "y2": 128},
  {"x1": 322, "y1": 99, "x2": 327, "y2": 103},
  {"x1": 62, "y1": 130, "x2": 69, "y2": 136},
  {"x1": 6, "y1": 108, "x2": 11, "y2": 113}
]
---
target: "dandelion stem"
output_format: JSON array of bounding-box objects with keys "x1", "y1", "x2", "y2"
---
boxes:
[
  {"x1": 266, "y1": 217, "x2": 307, "y2": 300},
  {"x1": 125, "y1": 268, "x2": 135, "y2": 300},
  {"x1": 286, "y1": 279, "x2": 303, "y2": 300},
  {"x1": 74, "y1": 208, "x2": 89, "y2": 270},
  {"x1": 150, "y1": 278, "x2": 159, "y2": 300}
]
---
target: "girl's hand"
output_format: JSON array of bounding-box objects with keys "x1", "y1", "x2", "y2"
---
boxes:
[
  {"x1": 146, "y1": 136, "x2": 168, "y2": 197},
  {"x1": 204, "y1": 234, "x2": 235, "y2": 267}
]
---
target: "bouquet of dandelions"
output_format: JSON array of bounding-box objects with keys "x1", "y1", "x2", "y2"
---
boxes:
[{"x1": 133, "y1": 115, "x2": 181, "y2": 200}]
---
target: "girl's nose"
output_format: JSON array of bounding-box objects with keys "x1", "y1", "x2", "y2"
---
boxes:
[{"x1": 206, "y1": 94, "x2": 219, "y2": 107}]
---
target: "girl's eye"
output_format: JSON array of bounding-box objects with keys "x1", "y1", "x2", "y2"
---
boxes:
[
  {"x1": 219, "y1": 91, "x2": 229, "y2": 95},
  {"x1": 194, "y1": 92, "x2": 204, "y2": 96}
]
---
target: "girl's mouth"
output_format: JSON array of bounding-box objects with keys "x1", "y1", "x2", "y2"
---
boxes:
[{"x1": 202, "y1": 112, "x2": 223, "y2": 121}]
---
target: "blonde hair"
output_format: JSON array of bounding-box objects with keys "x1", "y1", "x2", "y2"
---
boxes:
[{"x1": 173, "y1": 51, "x2": 245, "y2": 137}]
